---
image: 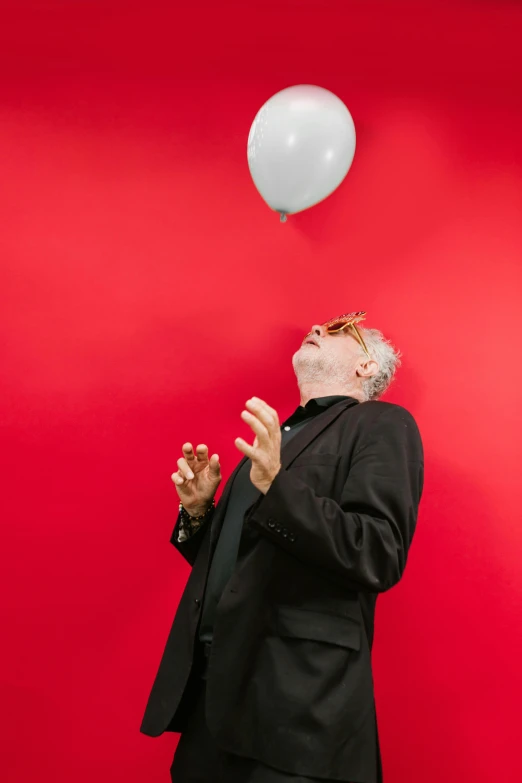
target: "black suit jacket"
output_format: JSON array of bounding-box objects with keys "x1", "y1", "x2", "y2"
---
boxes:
[{"x1": 140, "y1": 398, "x2": 424, "y2": 783}]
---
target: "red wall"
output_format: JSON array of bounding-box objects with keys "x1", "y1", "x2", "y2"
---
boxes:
[{"x1": 1, "y1": 2, "x2": 521, "y2": 781}]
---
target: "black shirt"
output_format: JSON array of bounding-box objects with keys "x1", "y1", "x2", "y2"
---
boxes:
[{"x1": 198, "y1": 396, "x2": 357, "y2": 645}]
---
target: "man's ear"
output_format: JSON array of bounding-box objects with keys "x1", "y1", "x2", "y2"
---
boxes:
[{"x1": 356, "y1": 359, "x2": 379, "y2": 378}]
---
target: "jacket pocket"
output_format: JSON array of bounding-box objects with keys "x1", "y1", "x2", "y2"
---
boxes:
[{"x1": 275, "y1": 606, "x2": 360, "y2": 651}]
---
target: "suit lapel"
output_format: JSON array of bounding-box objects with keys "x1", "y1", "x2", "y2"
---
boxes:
[
  {"x1": 279, "y1": 397, "x2": 359, "y2": 469},
  {"x1": 209, "y1": 457, "x2": 248, "y2": 550},
  {"x1": 209, "y1": 398, "x2": 359, "y2": 550}
]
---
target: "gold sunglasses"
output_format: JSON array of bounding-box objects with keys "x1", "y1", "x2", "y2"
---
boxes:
[{"x1": 305, "y1": 311, "x2": 371, "y2": 359}]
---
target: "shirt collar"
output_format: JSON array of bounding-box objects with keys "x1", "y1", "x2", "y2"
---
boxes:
[{"x1": 282, "y1": 395, "x2": 358, "y2": 428}]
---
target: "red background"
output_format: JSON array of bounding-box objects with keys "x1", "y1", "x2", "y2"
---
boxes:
[{"x1": 1, "y1": 1, "x2": 521, "y2": 781}]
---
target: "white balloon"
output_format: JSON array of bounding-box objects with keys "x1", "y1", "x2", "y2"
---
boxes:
[{"x1": 247, "y1": 85, "x2": 356, "y2": 221}]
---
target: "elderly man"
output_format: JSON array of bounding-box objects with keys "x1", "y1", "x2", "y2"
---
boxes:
[{"x1": 140, "y1": 312, "x2": 424, "y2": 783}]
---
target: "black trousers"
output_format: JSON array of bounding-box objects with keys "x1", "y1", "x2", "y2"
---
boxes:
[{"x1": 170, "y1": 642, "x2": 331, "y2": 783}]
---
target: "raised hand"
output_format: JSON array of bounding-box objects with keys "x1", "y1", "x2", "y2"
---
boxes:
[{"x1": 171, "y1": 443, "x2": 222, "y2": 515}]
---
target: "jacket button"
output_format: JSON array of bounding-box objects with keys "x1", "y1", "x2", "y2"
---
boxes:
[
  {"x1": 268, "y1": 519, "x2": 276, "y2": 529},
  {"x1": 289, "y1": 532, "x2": 296, "y2": 542},
  {"x1": 194, "y1": 598, "x2": 201, "y2": 606},
  {"x1": 282, "y1": 528, "x2": 288, "y2": 538},
  {"x1": 275, "y1": 523, "x2": 282, "y2": 533}
]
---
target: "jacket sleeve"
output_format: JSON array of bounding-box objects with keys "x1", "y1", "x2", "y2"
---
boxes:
[
  {"x1": 245, "y1": 406, "x2": 424, "y2": 593},
  {"x1": 169, "y1": 510, "x2": 215, "y2": 567}
]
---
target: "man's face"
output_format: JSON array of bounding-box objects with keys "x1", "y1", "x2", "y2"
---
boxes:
[{"x1": 292, "y1": 322, "x2": 365, "y2": 386}]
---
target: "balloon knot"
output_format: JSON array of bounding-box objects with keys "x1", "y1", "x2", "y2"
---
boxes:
[{"x1": 280, "y1": 212, "x2": 287, "y2": 223}]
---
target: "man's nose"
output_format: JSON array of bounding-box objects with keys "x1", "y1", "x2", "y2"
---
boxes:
[{"x1": 310, "y1": 324, "x2": 326, "y2": 338}]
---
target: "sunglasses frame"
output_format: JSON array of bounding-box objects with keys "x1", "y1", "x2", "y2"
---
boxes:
[{"x1": 305, "y1": 311, "x2": 371, "y2": 359}]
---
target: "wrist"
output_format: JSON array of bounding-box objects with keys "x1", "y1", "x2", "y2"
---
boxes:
[
  {"x1": 180, "y1": 499, "x2": 215, "y2": 519},
  {"x1": 184, "y1": 506, "x2": 208, "y2": 518}
]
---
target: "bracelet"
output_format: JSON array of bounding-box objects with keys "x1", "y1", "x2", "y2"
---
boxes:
[{"x1": 179, "y1": 498, "x2": 215, "y2": 522}]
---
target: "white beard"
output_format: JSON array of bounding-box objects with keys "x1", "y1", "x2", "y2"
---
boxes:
[{"x1": 292, "y1": 346, "x2": 353, "y2": 388}]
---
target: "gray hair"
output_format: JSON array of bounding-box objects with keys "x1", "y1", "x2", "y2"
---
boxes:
[{"x1": 357, "y1": 327, "x2": 402, "y2": 401}]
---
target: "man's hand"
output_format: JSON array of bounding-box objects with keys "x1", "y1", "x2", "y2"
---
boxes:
[
  {"x1": 235, "y1": 397, "x2": 282, "y2": 494},
  {"x1": 171, "y1": 443, "x2": 222, "y2": 514}
]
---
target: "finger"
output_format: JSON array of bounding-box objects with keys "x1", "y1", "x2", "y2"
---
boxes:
[
  {"x1": 182, "y1": 443, "x2": 196, "y2": 462},
  {"x1": 245, "y1": 398, "x2": 279, "y2": 430},
  {"x1": 235, "y1": 437, "x2": 255, "y2": 460},
  {"x1": 177, "y1": 457, "x2": 195, "y2": 480},
  {"x1": 195, "y1": 444, "x2": 209, "y2": 462},
  {"x1": 171, "y1": 471, "x2": 185, "y2": 486},
  {"x1": 249, "y1": 397, "x2": 277, "y2": 418},
  {"x1": 241, "y1": 409, "x2": 269, "y2": 445},
  {"x1": 208, "y1": 453, "x2": 220, "y2": 474}
]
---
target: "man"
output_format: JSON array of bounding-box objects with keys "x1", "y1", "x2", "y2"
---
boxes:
[{"x1": 140, "y1": 311, "x2": 424, "y2": 783}]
